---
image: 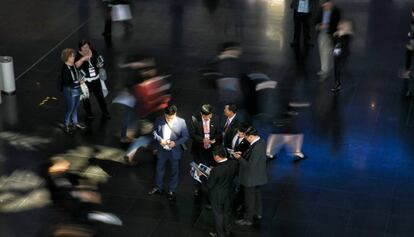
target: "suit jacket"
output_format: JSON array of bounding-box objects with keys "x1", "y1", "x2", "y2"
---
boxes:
[
  {"x1": 238, "y1": 138, "x2": 268, "y2": 187},
  {"x1": 201, "y1": 159, "x2": 238, "y2": 205},
  {"x1": 189, "y1": 114, "x2": 221, "y2": 156},
  {"x1": 222, "y1": 114, "x2": 240, "y2": 149},
  {"x1": 315, "y1": 6, "x2": 341, "y2": 36},
  {"x1": 153, "y1": 116, "x2": 189, "y2": 160}
]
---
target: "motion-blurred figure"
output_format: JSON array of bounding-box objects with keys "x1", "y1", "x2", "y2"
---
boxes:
[
  {"x1": 315, "y1": 0, "x2": 341, "y2": 80},
  {"x1": 290, "y1": 0, "x2": 318, "y2": 48},
  {"x1": 331, "y1": 20, "x2": 353, "y2": 92},
  {"x1": 400, "y1": 8, "x2": 414, "y2": 81},
  {"x1": 102, "y1": 0, "x2": 133, "y2": 37}
]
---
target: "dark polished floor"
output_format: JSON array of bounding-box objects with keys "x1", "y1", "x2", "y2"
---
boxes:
[{"x1": 2, "y1": 0, "x2": 414, "y2": 237}]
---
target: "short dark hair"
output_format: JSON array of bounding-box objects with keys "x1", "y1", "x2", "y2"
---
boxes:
[
  {"x1": 245, "y1": 126, "x2": 258, "y2": 136},
  {"x1": 78, "y1": 40, "x2": 91, "y2": 50},
  {"x1": 212, "y1": 145, "x2": 228, "y2": 159},
  {"x1": 164, "y1": 104, "x2": 177, "y2": 115},
  {"x1": 237, "y1": 122, "x2": 250, "y2": 133},
  {"x1": 200, "y1": 104, "x2": 213, "y2": 115},
  {"x1": 225, "y1": 103, "x2": 238, "y2": 113}
]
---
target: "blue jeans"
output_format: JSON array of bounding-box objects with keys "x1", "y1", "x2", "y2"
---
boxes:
[
  {"x1": 63, "y1": 87, "x2": 81, "y2": 126},
  {"x1": 121, "y1": 105, "x2": 136, "y2": 138},
  {"x1": 155, "y1": 149, "x2": 180, "y2": 192}
]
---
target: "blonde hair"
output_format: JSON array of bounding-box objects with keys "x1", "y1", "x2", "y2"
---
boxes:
[
  {"x1": 338, "y1": 20, "x2": 354, "y2": 35},
  {"x1": 61, "y1": 48, "x2": 75, "y2": 63}
]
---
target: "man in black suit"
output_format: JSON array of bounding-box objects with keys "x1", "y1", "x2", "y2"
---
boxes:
[
  {"x1": 190, "y1": 104, "x2": 221, "y2": 197},
  {"x1": 226, "y1": 122, "x2": 250, "y2": 157},
  {"x1": 290, "y1": 0, "x2": 318, "y2": 48},
  {"x1": 199, "y1": 146, "x2": 238, "y2": 237},
  {"x1": 222, "y1": 103, "x2": 240, "y2": 149},
  {"x1": 315, "y1": 0, "x2": 341, "y2": 80},
  {"x1": 233, "y1": 126, "x2": 268, "y2": 226}
]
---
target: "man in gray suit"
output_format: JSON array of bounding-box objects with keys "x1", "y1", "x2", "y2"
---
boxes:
[
  {"x1": 233, "y1": 126, "x2": 268, "y2": 226},
  {"x1": 148, "y1": 104, "x2": 189, "y2": 201}
]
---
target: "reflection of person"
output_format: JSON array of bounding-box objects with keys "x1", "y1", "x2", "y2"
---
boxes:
[
  {"x1": 75, "y1": 40, "x2": 110, "y2": 119},
  {"x1": 102, "y1": 0, "x2": 133, "y2": 37},
  {"x1": 331, "y1": 20, "x2": 353, "y2": 92},
  {"x1": 60, "y1": 48, "x2": 85, "y2": 134},
  {"x1": 233, "y1": 126, "x2": 268, "y2": 226},
  {"x1": 190, "y1": 104, "x2": 221, "y2": 197},
  {"x1": 315, "y1": 0, "x2": 341, "y2": 80},
  {"x1": 148, "y1": 105, "x2": 189, "y2": 201},
  {"x1": 198, "y1": 146, "x2": 238, "y2": 237},
  {"x1": 401, "y1": 8, "x2": 414, "y2": 79}
]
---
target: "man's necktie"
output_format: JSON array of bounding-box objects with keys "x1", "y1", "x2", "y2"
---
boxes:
[
  {"x1": 224, "y1": 119, "x2": 230, "y2": 132},
  {"x1": 234, "y1": 137, "x2": 240, "y2": 148},
  {"x1": 203, "y1": 120, "x2": 210, "y2": 149}
]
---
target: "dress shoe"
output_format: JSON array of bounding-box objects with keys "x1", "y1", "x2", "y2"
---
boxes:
[
  {"x1": 293, "y1": 154, "x2": 307, "y2": 162},
  {"x1": 167, "y1": 191, "x2": 176, "y2": 201},
  {"x1": 204, "y1": 204, "x2": 212, "y2": 210},
  {"x1": 148, "y1": 188, "x2": 163, "y2": 195},
  {"x1": 235, "y1": 219, "x2": 252, "y2": 226},
  {"x1": 330, "y1": 84, "x2": 341, "y2": 93},
  {"x1": 266, "y1": 154, "x2": 276, "y2": 160}
]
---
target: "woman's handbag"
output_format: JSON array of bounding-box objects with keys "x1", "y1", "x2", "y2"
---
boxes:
[
  {"x1": 80, "y1": 83, "x2": 90, "y2": 100},
  {"x1": 99, "y1": 68, "x2": 107, "y2": 81}
]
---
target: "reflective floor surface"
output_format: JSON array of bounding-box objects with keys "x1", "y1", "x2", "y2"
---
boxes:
[{"x1": 1, "y1": 0, "x2": 414, "y2": 236}]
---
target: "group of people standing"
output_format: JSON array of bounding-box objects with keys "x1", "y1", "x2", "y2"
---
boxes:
[
  {"x1": 144, "y1": 102, "x2": 268, "y2": 237},
  {"x1": 291, "y1": 0, "x2": 353, "y2": 92},
  {"x1": 59, "y1": 40, "x2": 110, "y2": 134}
]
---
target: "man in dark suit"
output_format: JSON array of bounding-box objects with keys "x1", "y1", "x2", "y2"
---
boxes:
[
  {"x1": 190, "y1": 104, "x2": 221, "y2": 197},
  {"x1": 290, "y1": 0, "x2": 318, "y2": 48},
  {"x1": 233, "y1": 126, "x2": 268, "y2": 226},
  {"x1": 226, "y1": 122, "x2": 250, "y2": 157},
  {"x1": 222, "y1": 103, "x2": 240, "y2": 149},
  {"x1": 148, "y1": 104, "x2": 189, "y2": 201},
  {"x1": 199, "y1": 146, "x2": 238, "y2": 237},
  {"x1": 315, "y1": 0, "x2": 341, "y2": 79}
]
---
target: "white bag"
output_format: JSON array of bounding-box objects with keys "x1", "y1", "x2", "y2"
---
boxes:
[
  {"x1": 80, "y1": 83, "x2": 90, "y2": 101},
  {"x1": 111, "y1": 4, "x2": 132, "y2": 22},
  {"x1": 101, "y1": 80, "x2": 109, "y2": 98}
]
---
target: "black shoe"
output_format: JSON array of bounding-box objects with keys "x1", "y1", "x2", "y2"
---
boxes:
[
  {"x1": 235, "y1": 219, "x2": 253, "y2": 226},
  {"x1": 209, "y1": 232, "x2": 218, "y2": 237},
  {"x1": 167, "y1": 191, "x2": 176, "y2": 201},
  {"x1": 148, "y1": 188, "x2": 163, "y2": 195},
  {"x1": 266, "y1": 154, "x2": 276, "y2": 160},
  {"x1": 204, "y1": 204, "x2": 212, "y2": 210},
  {"x1": 293, "y1": 155, "x2": 307, "y2": 162},
  {"x1": 330, "y1": 84, "x2": 341, "y2": 92}
]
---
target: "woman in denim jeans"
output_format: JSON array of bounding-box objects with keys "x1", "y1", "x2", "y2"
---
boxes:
[{"x1": 60, "y1": 48, "x2": 85, "y2": 134}]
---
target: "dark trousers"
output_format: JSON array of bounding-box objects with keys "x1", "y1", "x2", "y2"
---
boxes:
[
  {"x1": 334, "y1": 55, "x2": 348, "y2": 87},
  {"x1": 212, "y1": 199, "x2": 232, "y2": 237},
  {"x1": 155, "y1": 150, "x2": 180, "y2": 192},
  {"x1": 243, "y1": 185, "x2": 262, "y2": 222},
  {"x1": 293, "y1": 11, "x2": 310, "y2": 45},
  {"x1": 406, "y1": 48, "x2": 413, "y2": 70},
  {"x1": 83, "y1": 79, "x2": 109, "y2": 116}
]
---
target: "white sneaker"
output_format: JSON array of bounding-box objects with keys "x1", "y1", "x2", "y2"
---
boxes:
[{"x1": 88, "y1": 212, "x2": 123, "y2": 226}]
